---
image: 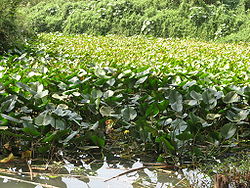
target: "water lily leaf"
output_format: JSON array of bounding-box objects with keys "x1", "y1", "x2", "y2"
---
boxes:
[
  {"x1": 121, "y1": 107, "x2": 137, "y2": 121},
  {"x1": 103, "y1": 90, "x2": 114, "y2": 98},
  {"x1": 135, "y1": 76, "x2": 148, "y2": 85},
  {"x1": 35, "y1": 112, "x2": 53, "y2": 126},
  {"x1": 169, "y1": 90, "x2": 183, "y2": 112},
  {"x1": 34, "y1": 90, "x2": 49, "y2": 99},
  {"x1": 89, "y1": 121, "x2": 99, "y2": 131},
  {"x1": 206, "y1": 113, "x2": 221, "y2": 120},
  {"x1": 100, "y1": 106, "x2": 115, "y2": 117},
  {"x1": 157, "y1": 137, "x2": 175, "y2": 153},
  {"x1": 146, "y1": 104, "x2": 159, "y2": 117},
  {"x1": 1, "y1": 95, "x2": 17, "y2": 112},
  {"x1": 22, "y1": 127, "x2": 41, "y2": 137},
  {"x1": 91, "y1": 89, "x2": 103, "y2": 99},
  {"x1": 220, "y1": 123, "x2": 237, "y2": 139},
  {"x1": 90, "y1": 135, "x2": 105, "y2": 148},
  {"x1": 190, "y1": 90, "x2": 202, "y2": 101},
  {"x1": 16, "y1": 82, "x2": 36, "y2": 94},
  {"x1": 176, "y1": 131, "x2": 193, "y2": 141},
  {"x1": 223, "y1": 91, "x2": 239, "y2": 104},
  {"x1": 226, "y1": 110, "x2": 249, "y2": 122},
  {"x1": 171, "y1": 119, "x2": 187, "y2": 135},
  {"x1": 187, "y1": 100, "x2": 198, "y2": 106},
  {"x1": 59, "y1": 131, "x2": 79, "y2": 143},
  {"x1": 1, "y1": 114, "x2": 21, "y2": 123}
]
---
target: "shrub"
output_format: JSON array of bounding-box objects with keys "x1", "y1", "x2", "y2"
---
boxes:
[{"x1": 21, "y1": 0, "x2": 250, "y2": 41}]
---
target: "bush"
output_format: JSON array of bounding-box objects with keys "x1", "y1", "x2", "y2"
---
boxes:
[
  {"x1": 0, "y1": 0, "x2": 32, "y2": 53},
  {"x1": 21, "y1": 0, "x2": 250, "y2": 41}
]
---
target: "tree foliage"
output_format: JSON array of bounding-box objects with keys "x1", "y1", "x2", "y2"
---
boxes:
[{"x1": 20, "y1": 0, "x2": 250, "y2": 41}]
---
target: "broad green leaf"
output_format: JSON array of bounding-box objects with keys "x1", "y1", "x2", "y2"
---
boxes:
[
  {"x1": 190, "y1": 90, "x2": 202, "y2": 101},
  {"x1": 34, "y1": 90, "x2": 49, "y2": 99},
  {"x1": 145, "y1": 104, "x2": 159, "y2": 117},
  {"x1": 89, "y1": 121, "x2": 99, "y2": 131},
  {"x1": 226, "y1": 110, "x2": 249, "y2": 122},
  {"x1": 100, "y1": 106, "x2": 115, "y2": 117},
  {"x1": 223, "y1": 91, "x2": 239, "y2": 104},
  {"x1": 206, "y1": 113, "x2": 221, "y2": 120},
  {"x1": 186, "y1": 100, "x2": 198, "y2": 106},
  {"x1": 159, "y1": 137, "x2": 175, "y2": 152},
  {"x1": 22, "y1": 127, "x2": 41, "y2": 137},
  {"x1": 220, "y1": 123, "x2": 237, "y2": 139},
  {"x1": 59, "y1": 131, "x2": 79, "y2": 143},
  {"x1": 54, "y1": 119, "x2": 66, "y2": 130},
  {"x1": 171, "y1": 119, "x2": 187, "y2": 135},
  {"x1": 169, "y1": 90, "x2": 183, "y2": 112},
  {"x1": 1, "y1": 114, "x2": 21, "y2": 123},
  {"x1": 1, "y1": 95, "x2": 17, "y2": 112},
  {"x1": 91, "y1": 89, "x2": 103, "y2": 99},
  {"x1": 121, "y1": 107, "x2": 137, "y2": 121},
  {"x1": 42, "y1": 130, "x2": 69, "y2": 143},
  {"x1": 90, "y1": 135, "x2": 105, "y2": 148},
  {"x1": 103, "y1": 90, "x2": 114, "y2": 98},
  {"x1": 35, "y1": 112, "x2": 53, "y2": 126},
  {"x1": 176, "y1": 131, "x2": 193, "y2": 141},
  {"x1": 202, "y1": 89, "x2": 216, "y2": 104},
  {"x1": 135, "y1": 76, "x2": 148, "y2": 85}
]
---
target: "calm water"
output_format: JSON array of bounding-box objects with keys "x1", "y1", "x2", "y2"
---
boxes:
[{"x1": 0, "y1": 158, "x2": 212, "y2": 188}]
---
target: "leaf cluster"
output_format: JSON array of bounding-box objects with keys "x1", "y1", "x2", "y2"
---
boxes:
[{"x1": 0, "y1": 33, "x2": 249, "y2": 162}]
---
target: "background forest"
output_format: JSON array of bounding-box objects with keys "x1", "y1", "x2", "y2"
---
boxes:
[{"x1": 1, "y1": 0, "x2": 250, "y2": 53}]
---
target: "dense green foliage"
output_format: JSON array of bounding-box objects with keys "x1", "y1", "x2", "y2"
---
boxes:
[
  {"x1": 0, "y1": 33, "x2": 249, "y2": 162},
  {"x1": 21, "y1": 0, "x2": 250, "y2": 41},
  {"x1": 0, "y1": 0, "x2": 29, "y2": 53}
]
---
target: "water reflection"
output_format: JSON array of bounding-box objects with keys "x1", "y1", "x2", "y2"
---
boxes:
[{"x1": 0, "y1": 158, "x2": 188, "y2": 188}]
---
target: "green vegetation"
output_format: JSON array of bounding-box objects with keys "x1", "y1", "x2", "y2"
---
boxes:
[
  {"x1": 21, "y1": 0, "x2": 250, "y2": 41},
  {"x1": 0, "y1": 33, "x2": 249, "y2": 163},
  {"x1": 0, "y1": 0, "x2": 31, "y2": 53}
]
